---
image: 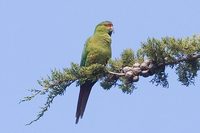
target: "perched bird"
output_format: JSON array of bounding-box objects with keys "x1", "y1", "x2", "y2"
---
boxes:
[{"x1": 76, "y1": 21, "x2": 113, "y2": 124}]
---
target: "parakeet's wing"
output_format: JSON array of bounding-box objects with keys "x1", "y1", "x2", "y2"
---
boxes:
[
  {"x1": 76, "y1": 37, "x2": 96, "y2": 124},
  {"x1": 80, "y1": 38, "x2": 90, "y2": 67}
]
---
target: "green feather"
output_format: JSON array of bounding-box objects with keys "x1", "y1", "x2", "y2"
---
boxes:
[
  {"x1": 80, "y1": 21, "x2": 113, "y2": 67},
  {"x1": 76, "y1": 21, "x2": 113, "y2": 124}
]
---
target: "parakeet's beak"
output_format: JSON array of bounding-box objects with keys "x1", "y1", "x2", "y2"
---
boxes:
[
  {"x1": 110, "y1": 25, "x2": 114, "y2": 32},
  {"x1": 111, "y1": 26, "x2": 114, "y2": 34},
  {"x1": 108, "y1": 25, "x2": 114, "y2": 36}
]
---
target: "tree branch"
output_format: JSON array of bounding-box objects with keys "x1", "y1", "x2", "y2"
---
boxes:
[{"x1": 20, "y1": 34, "x2": 200, "y2": 125}]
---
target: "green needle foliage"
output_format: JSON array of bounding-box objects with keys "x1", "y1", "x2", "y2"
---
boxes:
[{"x1": 21, "y1": 34, "x2": 200, "y2": 125}]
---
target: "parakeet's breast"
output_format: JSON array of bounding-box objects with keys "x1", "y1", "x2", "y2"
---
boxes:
[{"x1": 85, "y1": 35, "x2": 112, "y2": 66}]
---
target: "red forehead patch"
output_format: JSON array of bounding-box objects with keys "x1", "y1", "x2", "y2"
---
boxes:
[{"x1": 104, "y1": 23, "x2": 113, "y2": 27}]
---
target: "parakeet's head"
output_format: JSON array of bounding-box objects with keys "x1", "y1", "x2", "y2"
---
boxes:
[{"x1": 94, "y1": 21, "x2": 113, "y2": 36}]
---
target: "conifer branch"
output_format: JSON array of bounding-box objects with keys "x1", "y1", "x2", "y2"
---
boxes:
[{"x1": 21, "y1": 34, "x2": 200, "y2": 125}]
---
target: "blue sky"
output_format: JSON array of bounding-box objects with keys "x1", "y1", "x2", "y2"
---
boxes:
[{"x1": 1, "y1": 0, "x2": 200, "y2": 132}]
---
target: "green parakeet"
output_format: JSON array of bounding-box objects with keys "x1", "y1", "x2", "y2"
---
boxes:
[{"x1": 76, "y1": 21, "x2": 113, "y2": 123}]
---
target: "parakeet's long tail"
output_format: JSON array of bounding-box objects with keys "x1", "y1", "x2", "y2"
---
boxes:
[{"x1": 75, "y1": 80, "x2": 96, "y2": 124}]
